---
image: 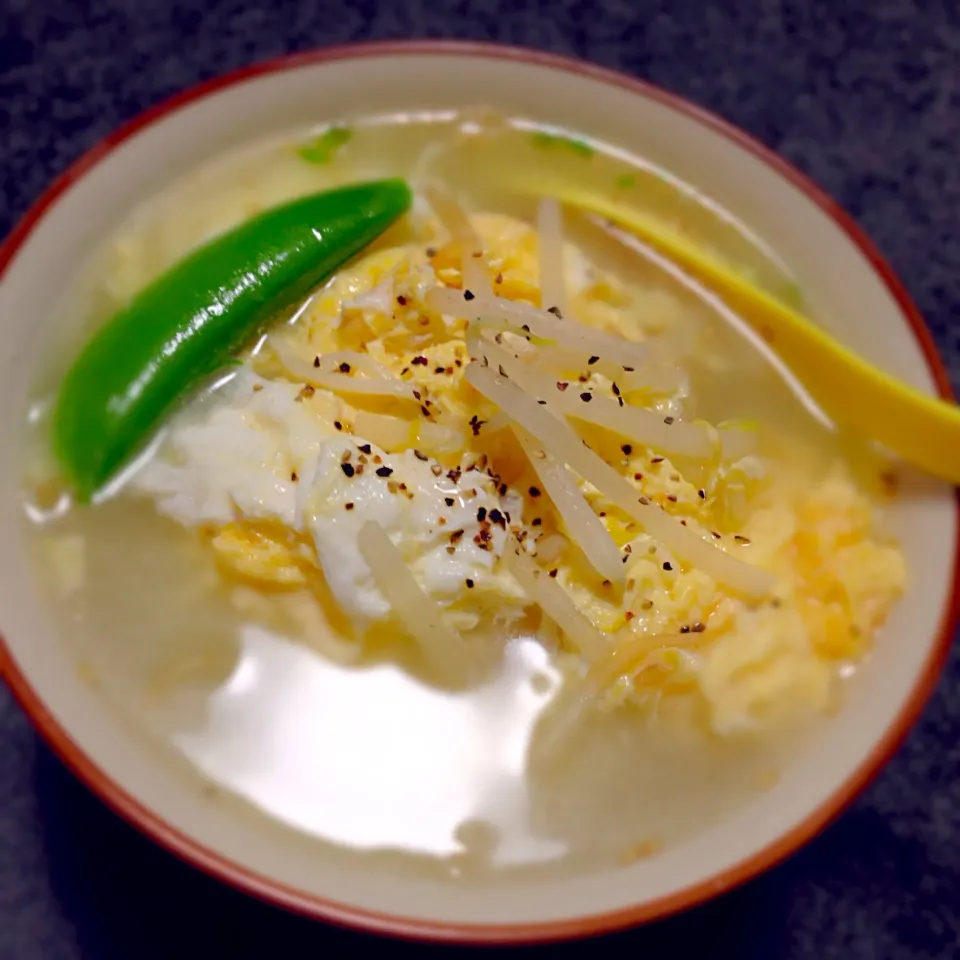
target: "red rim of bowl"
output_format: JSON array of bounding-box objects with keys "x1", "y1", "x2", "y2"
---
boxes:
[{"x1": 0, "y1": 39, "x2": 957, "y2": 946}]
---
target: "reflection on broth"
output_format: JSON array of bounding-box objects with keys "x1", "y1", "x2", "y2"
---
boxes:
[{"x1": 22, "y1": 111, "x2": 906, "y2": 880}]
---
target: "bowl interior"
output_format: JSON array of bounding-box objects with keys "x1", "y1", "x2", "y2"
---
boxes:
[{"x1": 0, "y1": 46, "x2": 954, "y2": 935}]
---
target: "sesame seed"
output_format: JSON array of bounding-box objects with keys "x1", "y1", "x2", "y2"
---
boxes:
[
  {"x1": 680, "y1": 625, "x2": 691, "y2": 634},
  {"x1": 664, "y1": 416, "x2": 675, "y2": 425},
  {"x1": 340, "y1": 462, "x2": 355, "y2": 477},
  {"x1": 734, "y1": 535, "x2": 752, "y2": 544},
  {"x1": 691, "y1": 622, "x2": 706, "y2": 633}
]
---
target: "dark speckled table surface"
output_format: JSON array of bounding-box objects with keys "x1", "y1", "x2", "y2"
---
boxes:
[{"x1": 2, "y1": 1, "x2": 959, "y2": 957}]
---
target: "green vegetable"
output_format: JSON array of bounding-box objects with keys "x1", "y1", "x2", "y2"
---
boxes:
[
  {"x1": 615, "y1": 173, "x2": 637, "y2": 190},
  {"x1": 52, "y1": 178, "x2": 412, "y2": 501},
  {"x1": 297, "y1": 126, "x2": 352, "y2": 165},
  {"x1": 530, "y1": 130, "x2": 595, "y2": 158}
]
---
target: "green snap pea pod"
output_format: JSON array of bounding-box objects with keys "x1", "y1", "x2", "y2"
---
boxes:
[{"x1": 52, "y1": 178, "x2": 412, "y2": 502}]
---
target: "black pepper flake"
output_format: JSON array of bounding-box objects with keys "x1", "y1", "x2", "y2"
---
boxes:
[
  {"x1": 477, "y1": 507, "x2": 487, "y2": 522},
  {"x1": 444, "y1": 497, "x2": 455, "y2": 507},
  {"x1": 651, "y1": 457, "x2": 664, "y2": 464},
  {"x1": 469, "y1": 415, "x2": 485, "y2": 436},
  {"x1": 463, "y1": 289, "x2": 476, "y2": 301},
  {"x1": 549, "y1": 568, "x2": 559, "y2": 578},
  {"x1": 588, "y1": 355, "x2": 599, "y2": 365},
  {"x1": 712, "y1": 531, "x2": 721, "y2": 539},
  {"x1": 498, "y1": 364, "x2": 508, "y2": 377},
  {"x1": 357, "y1": 443, "x2": 372, "y2": 454},
  {"x1": 465, "y1": 578, "x2": 475, "y2": 588},
  {"x1": 412, "y1": 355, "x2": 428, "y2": 366},
  {"x1": 638, "y1": 496, "x2": 650, "y2": 505},
  {"x1": 618, "y1": 397, "x2": 624, "y2": 407},
  {"x1": 412, "y1": 390, "x2": 422, "y2": 400},
  {"x1": 667, "y1": 494, "x2": 678, "y2": 503},
  {"x1": 680, "y1": 625, "x2": 691, "y2": 634},
  {"x1": 625, "y1": 611, "x2": 634, "y2": 621},
  {"x1": 401, "y1": 367, "x2": 410, "y2": 376},
  {"x1": 623, "y1": 366, "x2": 635, "y2": 372},
  {"x1": 426, "y1": 247, "x2": 437, "y2": 257},
  {"x1": 313, "y1": 356, "x2": 321, "y2": 368},
  {"x1": 421, "y1": 405, "x2": 431, "y2": 418},
  {"x1": 340, "y1": 462, "x2": 355, "y2": 478},
  {"x1": 450, "y1": 529, "x2": 465, "y2": 543},
  {"x1": 547, "y1": 306, "x2": 563, "y2": 318},
  {"x1": 448, "y1": 467, "x2": 463, "y2": 483},
  {"x1": 531, "y1": 517, "x2": 542, "y2": 526},
  {"x1": 495, "y1": 272, "x2": 504, "y2": 284},
  {"x1": 662, "y1": 561, "x2": 673, "y2": 571},
  {"x1": 734, "y1": 535, "x2": 752, "y2": 544},
  {"x1": 291, "y1": 471, "x2": 298, "y2": 481},
  {"x1": 435, "y1": 366, "x2": 446, "y2": 374},
  {"x1": 698, "y1": 489, "x2": 706, "y2": 500},
  {"x1": 376, "y1": 466, "x2": 394, "y2": 478},
  {"x1": 396, "y1": 294, "x2": 407, "y2": 305},
  {"x1": 334, "y1": 421, "x2": 343, "y2": 431},
  {"x1": 455, "y1": 358, "x2": 463, "y2": 368},
  {"x1": 580, "y1": 392, "x2": 592, "y2": 402},
  {"x1": 336, "y1": 361, "x2": 351, "y2": 374},
  {"x1": 498, "y1": 483, "x2": 508, "y2": 496},
  {"x1": 489, "y1": 508, "x2": 506, "y2": 528},
  {"x1": 529, "y1": 486, "x2": 541, "y2": 498},
  {"x1": 664, "y1": 416, "x2": 675, "y2": 425},
  {"x1": 612, "y1": 382, "x2": 621, "y2": 396},
  {"x1": 621, "y1": 444, "x2": 632, "y2": 455}
]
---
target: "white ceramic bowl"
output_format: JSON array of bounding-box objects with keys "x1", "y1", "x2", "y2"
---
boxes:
[{"x1": 0, "y1": 42, "x2": 956, "y2": 944}]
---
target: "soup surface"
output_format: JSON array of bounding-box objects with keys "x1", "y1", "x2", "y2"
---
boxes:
[{"x1": 22, "y1": 112, "x2": 906, "y2": 880}]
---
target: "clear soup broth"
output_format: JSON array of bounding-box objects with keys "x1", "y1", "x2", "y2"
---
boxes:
[{"x1": 21, "y1": 112, "x2": 903, "y2": 880}]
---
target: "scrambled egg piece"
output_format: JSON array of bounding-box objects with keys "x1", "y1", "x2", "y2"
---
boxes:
[{"x1": 131, "y1": 207, "x2": 906, "y2": 740}]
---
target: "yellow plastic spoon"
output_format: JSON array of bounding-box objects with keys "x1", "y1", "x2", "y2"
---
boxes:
[{"x1": 516, "y1": 180, "x2": 960, "y2": 485}]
